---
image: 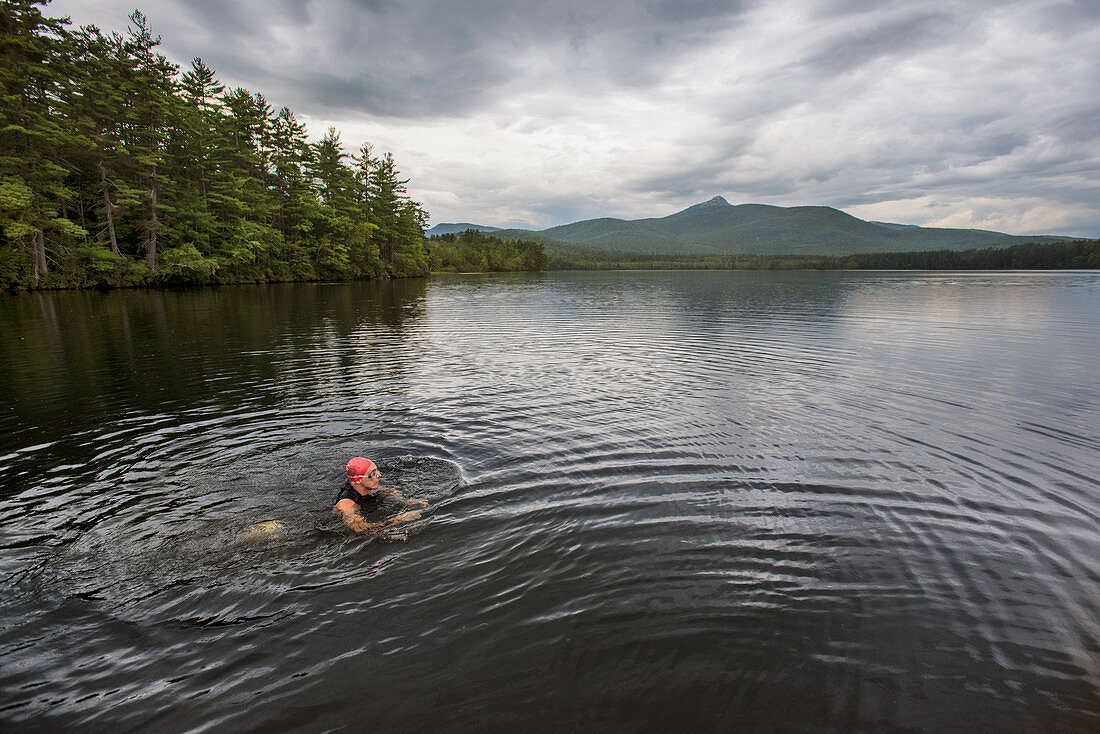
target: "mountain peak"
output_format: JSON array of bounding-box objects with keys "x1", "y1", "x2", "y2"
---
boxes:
[{"x1": 669, "y1": 195, "x2": 732, "y2": 217}]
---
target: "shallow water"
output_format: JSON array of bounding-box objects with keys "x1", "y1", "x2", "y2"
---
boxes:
[{"x1": 1, "y1": 271, "x2": 1099, "y2": 732}]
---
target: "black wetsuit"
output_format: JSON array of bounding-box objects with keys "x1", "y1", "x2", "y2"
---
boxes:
[{"x1": 335, "y1": 482, "x2": 406, "y2": 521}]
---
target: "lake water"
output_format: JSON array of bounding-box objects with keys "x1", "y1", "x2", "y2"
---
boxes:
[{"x1": 1, "y1": 271, "x2": 1098, "y2": 732}]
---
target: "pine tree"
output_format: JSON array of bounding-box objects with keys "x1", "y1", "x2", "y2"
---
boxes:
[
  {"x1": 267, "y1": 106, "x2": 314, "y2": 278},
  {"x1": 178, "y1": 57, "x2": 222, "y2": 210},
  {"x1": 121, "y1": 9, "x2": 176, "y2": 273},
  {"x1": 368, "y1": 151, "x2": 404, "y2": 265},
  {"x1": 306, "y1": 127, "x2": 360, "y2": 276},
  {"x1": 0, "y1": 3, "x2": 457, "y2": 288},
  {"x1": 213, "y1": 86, "x2": 278, "y2": 278},
  {"x1": 64, "y1": 25, "x2": 139, "y2": 261},
  {"x1": 0, "y1": 0, "x2": 83, "y2": 284},
  {"x1": 367, "y1": 151, "x2": 428, "y2": 274}
]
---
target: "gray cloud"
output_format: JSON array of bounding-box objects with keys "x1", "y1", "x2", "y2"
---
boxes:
[
  {"x1": 125, "y1": 0, "x2": 753, "y2": 117},
  {"x1": 50, "y1": 0, "x2": 1100, "y2": 236},
  {"x1": 795, "y1": 12, "x2": 960, "y2": 76}
]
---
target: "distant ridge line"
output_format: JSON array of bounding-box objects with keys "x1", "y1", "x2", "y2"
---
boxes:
[
  {"x1": 426, "y1": 223, "x2": 502, "y2": 236},
  {"x1": 471, "y1": 197, "x2": 1072, "y2": 258}
]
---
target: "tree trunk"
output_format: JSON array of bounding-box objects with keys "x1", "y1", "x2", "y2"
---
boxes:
[
  {"x1": 199, "y1": 152, "x2": 208, "y2": 207},
  {"x1": 98, "y1": 158, "x2": 119, "y2": 255},
  {"x1": 31, "y1": 230, "x2": 47, "y2": 283},
  {"x1": 145, "y1": 166, "x2": 158, "y2": 272}
]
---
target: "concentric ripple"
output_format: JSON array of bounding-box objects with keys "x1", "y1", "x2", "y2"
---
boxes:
[{"x1": 1, "y1": 271, "x2": 1098, "y2": 732}]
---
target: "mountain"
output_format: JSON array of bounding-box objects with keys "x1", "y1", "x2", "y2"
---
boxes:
[
  {"x1": 426, "y1": 222, "x2": 502, "y2": 236},
  {"x1": 870, "y1": 221, "x2": 921, "y2": 230},
  {"x1": 487, "y1": 196, "x2": 1071, "y2": 257}
]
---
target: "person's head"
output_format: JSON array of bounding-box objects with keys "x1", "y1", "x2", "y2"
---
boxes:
[{"x1": 346, "y1": 457, "x2": 380, "y2": 491}]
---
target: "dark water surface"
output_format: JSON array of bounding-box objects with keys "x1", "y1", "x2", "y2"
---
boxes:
[{"x1": 1, "y1": 271, "x2": 1099, "y2": 732}]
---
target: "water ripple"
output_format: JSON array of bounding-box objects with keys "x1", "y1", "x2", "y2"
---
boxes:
[{"x1": 1, "y1": 272, "x2": 1099, "y2": 731}]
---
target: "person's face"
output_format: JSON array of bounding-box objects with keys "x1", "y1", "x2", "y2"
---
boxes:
[{"x1": 355, "y1": 467, "x2": 381, "y2": 491}]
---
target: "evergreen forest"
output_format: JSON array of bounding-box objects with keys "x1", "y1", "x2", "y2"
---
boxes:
[
  {"x1": 541, "y1": 238, "x2": 1100, "y2": 271},
  {"x1": 429, "y1": 230, "x2": 547, "y2": 273},
  {"x1": 0, "y1": 0, "x2": 511, "y2": 290}
]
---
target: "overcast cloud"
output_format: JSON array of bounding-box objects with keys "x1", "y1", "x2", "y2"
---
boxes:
[{"x1": 53, "y1": 0, "x2": 1100, "y2": 235}]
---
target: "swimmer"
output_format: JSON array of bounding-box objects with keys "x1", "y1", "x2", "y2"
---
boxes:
[{"x1": 335, "y1": 457, "x2": 428, "y2": 534}]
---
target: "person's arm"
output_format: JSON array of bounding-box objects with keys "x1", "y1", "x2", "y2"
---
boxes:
[
  {"x1": 335, "y1": 499, "x2": 422, "y2": 533},
  {"x1": 380, "y1": 509, "x2": 423, "y2": 528},
  {"x1": 378, "y1": 486, "x2": 428, "y2": 508},
  {"x1": 335, "y1": 498, "x2": 375, "y2": 532}
]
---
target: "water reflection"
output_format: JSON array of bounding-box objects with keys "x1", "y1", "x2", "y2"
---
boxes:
[
  {"x1": 1, "y1": 271, "x2": 1099, "y2": 732},
  {"x1": 1, "y1": 279, "x2": 428, "y2": 415},
  {"x1": 0, "y1": 280, "x2": 429, "y2": 496}
]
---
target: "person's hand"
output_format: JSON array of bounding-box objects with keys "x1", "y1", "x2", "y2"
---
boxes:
[
  {"x1": 346, "y1": 514, "x2": 373, "y2": 533},
  {"x1": 391, "y1": 510, "x2": 421, "y2": 524}
]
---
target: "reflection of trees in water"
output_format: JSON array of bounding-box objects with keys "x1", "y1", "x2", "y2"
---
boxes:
[
  {"x1": 0, "y1": 280, "x2": 430, "y2": 495},
  {"x1": 524, "y1": 271, "x2": 857, "y2": 346},
  {"x1": 271, "y1": 279, "x2": 430, "y2": 401},
  {"x1": 633, "y1": 270, "x2": 855, "y2": 332}
]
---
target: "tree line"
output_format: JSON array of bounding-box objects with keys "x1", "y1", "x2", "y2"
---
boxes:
[
  {"x1": 544, "y1": 238, "x2": 1100, "y2": 271},
  {"x1": 1, "y1": 1, "x2": 534, "y2": 290},
  {"x1": 428, "y1": 230, "x2": 546, "y2": 273},
  {"x1": 821, "y1": 239, "x2": 1100, "y2": 270}
]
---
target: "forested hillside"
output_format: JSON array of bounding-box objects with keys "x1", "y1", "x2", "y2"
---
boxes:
[
  {"x1": 0, "y1": 1, "x2": 432, "y2": 289},
  {"x1": 490, "y1": 196, "x2": 1072, "y2": 257},
  {"x1": 425, "y1": 223, "x2": 502, "y2": 236},
  {"x1": 545, "y1": 238, "x2": 1100, "y2": 271}
]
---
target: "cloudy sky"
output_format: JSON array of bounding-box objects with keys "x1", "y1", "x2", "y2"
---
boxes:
[{"x1": 52, "y1": 0, "x2": 1099, "y2": 236}]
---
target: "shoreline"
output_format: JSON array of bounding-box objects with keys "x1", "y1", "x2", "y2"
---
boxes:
[{"x1": 7, "y1": 264, "x2": 1100, "y2": 295}]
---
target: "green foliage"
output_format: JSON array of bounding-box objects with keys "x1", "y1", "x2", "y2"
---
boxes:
[
  {"x1": 428, "y1": 230, "x2": 546, "y2": 273},
  {"x1": 160, "y1": 243, "x2": 217, "y2": 282},
  {"x1": 0, "y1": 243, "x2": 29, "y2": 287},
  {"x1": 543, "y1": 238, "x2": 1100, "y2": 271},
  {"x1": 494, "y1": 199, "x2": 1075, "y2": 258},
  {"x1": 0, "y1": 3, "x2": 431, "y2": 290},
  {"x1": 0, "y1": 177, "x2": 33, "y2": 212},
  {"x1": 825, "y1": 239, "x2": 1100, "y2": 270}
]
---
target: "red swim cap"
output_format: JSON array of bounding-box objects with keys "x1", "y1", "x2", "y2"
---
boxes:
[{"x1": 346, "y1": 457, "x2": 376, "y2": 481}]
